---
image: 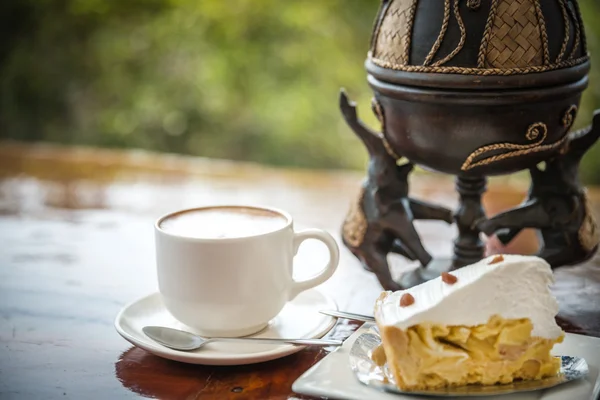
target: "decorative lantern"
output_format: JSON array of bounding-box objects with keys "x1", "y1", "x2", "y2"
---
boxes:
[{"x1": 340, "y1": 0, "x2": 599, "y2": 290}]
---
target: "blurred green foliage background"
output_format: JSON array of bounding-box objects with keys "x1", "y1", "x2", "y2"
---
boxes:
[{"x1": 1, "y1": 0, "x2": 599, "y2": 182}]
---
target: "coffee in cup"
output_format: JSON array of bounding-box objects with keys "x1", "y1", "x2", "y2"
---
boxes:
[
  {"x1": 155, "y1": 205, "x2": 339, "y2": 337},
  {"x1": 159, "y1": 206, "x2": 288, "y2": 239}
]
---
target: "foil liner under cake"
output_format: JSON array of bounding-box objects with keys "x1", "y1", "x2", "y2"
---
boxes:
[{"x1": 348, "y1": 325, "x2": 589, "y2": 397}]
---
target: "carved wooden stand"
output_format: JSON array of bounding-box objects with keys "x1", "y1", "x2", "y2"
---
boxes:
[
  {"x1": 340, "y1": 94, "x2": 600, "y2": 290},
  {"x1": 453, "y1": 176, "x2": 487, "y2": 269}
]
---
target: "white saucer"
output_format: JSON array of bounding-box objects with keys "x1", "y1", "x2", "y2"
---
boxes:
[{"x1": 114, "y1": 289, "x2": 338, "y2": 365}]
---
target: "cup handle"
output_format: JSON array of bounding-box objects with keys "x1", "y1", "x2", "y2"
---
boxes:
[{"x1": 289, "y1": 229, "x2": 340, "y2": 301}]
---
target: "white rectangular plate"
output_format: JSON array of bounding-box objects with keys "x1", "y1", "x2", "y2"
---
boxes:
[{"x1": 292, "y1": 323, "x2": 600, "y2": 400}]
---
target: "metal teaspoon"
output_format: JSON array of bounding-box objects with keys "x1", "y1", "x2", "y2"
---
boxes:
[{"x1": 142, "y1": 326, "x2": 343, "y2": 351}]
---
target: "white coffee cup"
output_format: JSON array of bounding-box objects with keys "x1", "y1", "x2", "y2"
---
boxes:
[{"x1": 154, "y1": 205, "x2": 339, "y2": 337}]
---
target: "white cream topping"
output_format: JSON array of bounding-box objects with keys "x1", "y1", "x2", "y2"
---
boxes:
[{"x1": 375, "y1": 255, "x2": 563, "y2": 339}]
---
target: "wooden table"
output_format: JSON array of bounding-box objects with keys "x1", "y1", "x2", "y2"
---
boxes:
[{"x1": 1, "y1": 141, "x2": 599, "y2": 400}]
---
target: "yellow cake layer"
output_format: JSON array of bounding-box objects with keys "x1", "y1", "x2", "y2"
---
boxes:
[{"x1": 375, "y1": 315, "x2": 563, "y2": 391}]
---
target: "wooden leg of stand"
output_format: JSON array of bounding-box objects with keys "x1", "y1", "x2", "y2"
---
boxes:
[{"x1": 452, "y1": 175, "x2": 487, "y2": 269}]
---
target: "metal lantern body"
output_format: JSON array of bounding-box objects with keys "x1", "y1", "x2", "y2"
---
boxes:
[{"x1": 366, "y1": 0, "x2": 589, "y2": 176}]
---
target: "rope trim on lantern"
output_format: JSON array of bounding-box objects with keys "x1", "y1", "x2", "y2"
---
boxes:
[
  {"x1": 404, "y1": 0, "x2": 419, "y2": 65},
  {"x1": 533, "y1": 0, "x2": 550, "y2": 65},
  {"x1": 556, "y1": 0, "x2": 570, "y2": 63},
  {"x1": 381, "y1": 136, "x2": 400, "y2": 160},
  {"x1": 467, "y1": 0, "x2": 481, "y2": 10},
  {"x1": 423, "y1": 0, "x2": 451, "y2": 66},
  {"x1": 433, "y1": 0, "x2": 466, "y2": 66},
  {"x1": 566, "y1": 2, "x2": 581, "y2": 60},
  {"x1": 371, "y1": 97, "x2": 384, "y2": 124},
  {"x1": 371, "y1": 97, "x2": 401, "y2": 160},
  {"x1": 477, "y1": 0, "x2": 499, "y2": 68},
  {"x1": 461, "y1": 122, "x2": 570, "y2": 171},
  {"x1": 369, "y1": 53, "x2": 588, "y2": 76},
  {"x1": 572, "y1": 0, "x2": 587, "y2": 54},
  {"x1": 562, "y1": 105, "x2": 578, "y2": 129}
]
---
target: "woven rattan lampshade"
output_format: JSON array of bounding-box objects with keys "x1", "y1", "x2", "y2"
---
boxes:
[{"x1": 366, "y1": 0, "x2": 589, "y2": 89}]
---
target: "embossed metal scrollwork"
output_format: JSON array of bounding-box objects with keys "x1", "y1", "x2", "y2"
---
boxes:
[
  {"x1": 467, "y1": 0, "x2": 481, "y2": 10},
  {"x1": 526, "y1": 122, "x2": 547, "y2": 141},
  {"x1": 461, "y1": 122, "x2": 569, "y2": 171},
  {"x1": 562, "y1": 105, "x2": 578, "y2": 129}
]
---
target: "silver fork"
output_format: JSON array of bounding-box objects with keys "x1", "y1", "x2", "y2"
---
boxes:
[{"x1": 319, "y1": 310, "x2": 375, "y2": 323}]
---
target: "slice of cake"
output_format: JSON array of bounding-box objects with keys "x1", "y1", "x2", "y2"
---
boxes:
[{"x1": 373, "y1": 254, "x2": 564, "y2": 391}]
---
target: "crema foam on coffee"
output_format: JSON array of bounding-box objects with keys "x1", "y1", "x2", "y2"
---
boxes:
[{"x1": 160, "y1": 206, "x2": 288, "y2": 239}]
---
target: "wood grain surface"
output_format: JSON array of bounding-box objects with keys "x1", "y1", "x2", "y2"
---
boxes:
[{"x1": 0, "y1": 141, "x2": 598, "y2": 400}]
